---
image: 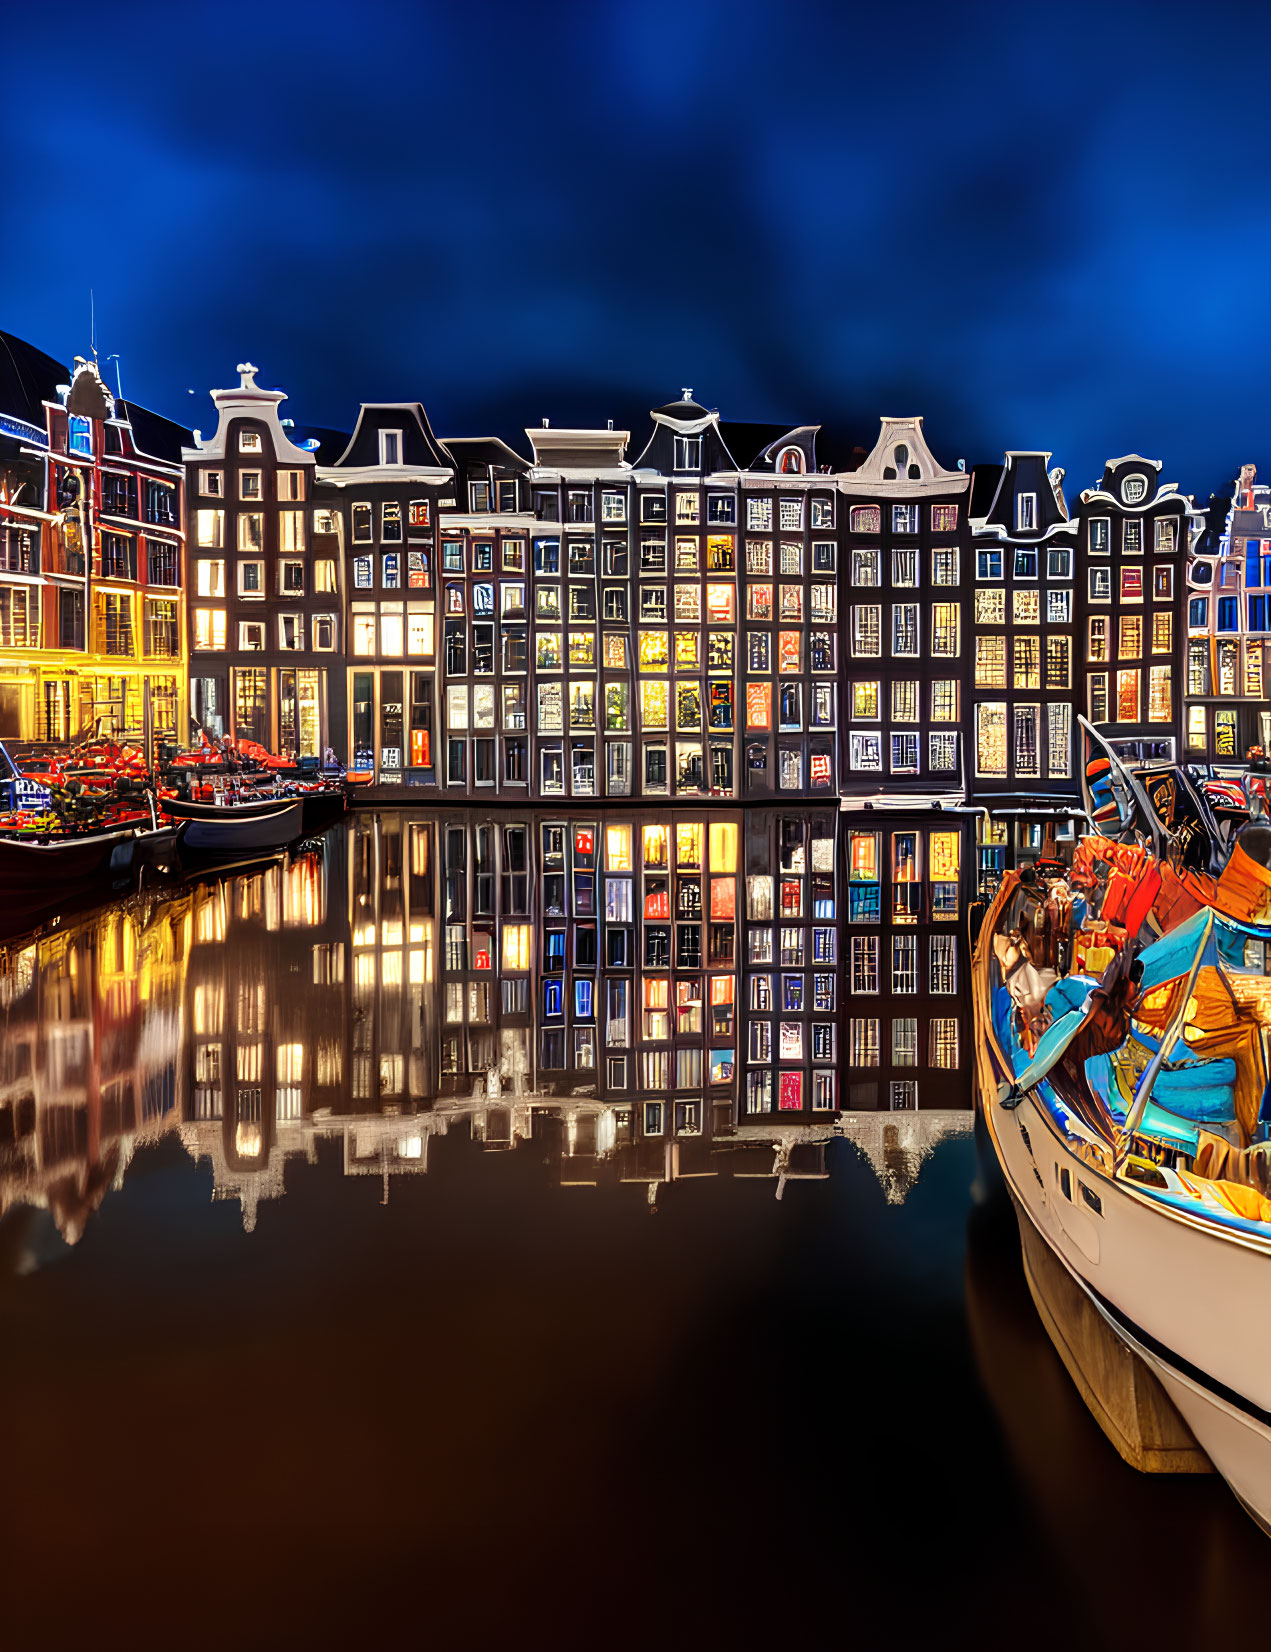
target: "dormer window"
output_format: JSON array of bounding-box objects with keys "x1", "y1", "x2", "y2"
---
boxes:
[
  {"x1": 1016, "y1": 493, "x2": 1037, "y2": 532},
  {"x1": 776, "y1": 446, "x2": 804, "y2": 475},
  {"x1": 239, "y1": 430, "x2": 262, "y2": 454},
  {"x1": 470, "y1": 481, "x2": 491, "y2": 512},
  {"x1": 68, "y1": 416, "x2": 92, "y2": 457},
  {"x1": 1122, "y1": 474, "x2": 1147, "y2": 504},
  {"x1": 380, "y1": 429, "x2": 402, "y2": 466},
  {"x1": 497, "y1": 481, "x2": 517, "y2": 512},
  {"x1": 673, "y1": 436, "x2": 702, "y2": 472}
]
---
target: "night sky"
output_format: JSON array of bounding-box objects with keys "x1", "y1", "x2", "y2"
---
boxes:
[{"x1": 4, "y1": 0, "x2": 1267, "y2": 498}]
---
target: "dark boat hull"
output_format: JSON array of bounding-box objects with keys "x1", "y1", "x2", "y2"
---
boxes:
[
  {"x1": 168, "y1": 796, "x2": 305, "y2": 853},
  {"x1": 0, "y1": 821, "x2": 150, "y2": 895}
]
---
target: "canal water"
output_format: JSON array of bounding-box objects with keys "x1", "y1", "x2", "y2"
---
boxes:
[{"x1": 0, "y1": 817, "x2": 1266, "y2": 1650}]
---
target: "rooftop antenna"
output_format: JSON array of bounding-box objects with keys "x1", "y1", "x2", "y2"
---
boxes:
[{"x1": 90, "y1": 289, "x2": 97, "y2": 363}]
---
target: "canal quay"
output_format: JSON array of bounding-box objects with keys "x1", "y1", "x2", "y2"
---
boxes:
[{"x1": 0, "y1": 812, "x2": 1268, "y2": 1652}]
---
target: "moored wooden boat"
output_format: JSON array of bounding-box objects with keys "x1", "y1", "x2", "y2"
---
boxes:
[
  {"x1": 164, "y1": 792, "x2": 306, "y2": 853},
  {"x1": 976, "y1": 851, "x2": 1271, "y2": 1535}
]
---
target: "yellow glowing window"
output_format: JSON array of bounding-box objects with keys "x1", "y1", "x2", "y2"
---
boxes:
[
  {"x1": 568, "y1": 631, "x2": 594, "y2": 666},
  {"x1": 674, "y1": 630, "x2": 699, "y2": 668},
  {"x1": 276, "y1": 1043, "x2": 304, "y2": 1083},
  {"x1": 929, "y1": 831, "x2": 960, "y2": 882},
  {"x1": 974, "y1": 589, "x2": 1005, "y2": 625},
  {"x1": 502, "y1": 924, "x2": 530, "y2": 971},
  {"x1": 643, "y1": 825, "x2": 670, "y2": 868},
  {"x1": 708, "y1": 819, "x2": 738, "y2": 870},
  {"x1": 849, "y1": 831, "x2": 879, "y2": 881},
  {"x1": 606, "y1": 824, "x2": 632, "y2": 871},
  {"x1": 640, "y1": 680, "x2": 668, "y2": 729},
  {"x1": 638, "y1": 630, "x2": 668, "y2": 670},
  {"x1": 705, "y1": 582, "x2": 735, "y2": 622},
  {"x1": 710, "y1": 974, "x2": 735, "y2": 1005},
  {"x1": 676, "y1": 823, "x2": 703, "y2": 868},
  {"x1": 853, "y1": 681, "x2": 879, "y2": 719},
  {"x1": 604, "y1": 634, "x2": 627, "y2": 669}
]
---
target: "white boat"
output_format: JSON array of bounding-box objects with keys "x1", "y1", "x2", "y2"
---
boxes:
[{"x1": 975, "y1": 864, "x2": 1271, "y2": 1535}]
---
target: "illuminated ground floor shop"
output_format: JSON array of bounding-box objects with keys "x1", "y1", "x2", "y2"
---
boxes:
[
  {"x1": 0, "y1": 656, "x2": 182, "y2": 745},
  {"x1": 349, "y1": 666, "x2": 436, "y2": 785},
  {"x1": 190, "y1": 665, "x2": 332, "y2": 757}
]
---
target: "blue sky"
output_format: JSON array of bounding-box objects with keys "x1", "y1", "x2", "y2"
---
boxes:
[{"x1": 3, "y1": 0, "x2": 1265, "y2": 499}]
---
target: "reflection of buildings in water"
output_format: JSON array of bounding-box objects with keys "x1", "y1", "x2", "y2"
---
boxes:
[
  {"x1": 0, "y1": 895, "x2": 193, "y2": 1242},
  {"x1": 0, "y1": 809, "x2": 974, "y2": 1242},
  {"x1": 836, "y1": 1110, "x2": 974, "y2": 1205}
]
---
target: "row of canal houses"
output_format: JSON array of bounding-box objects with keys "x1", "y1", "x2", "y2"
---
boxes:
[{"x1": 2, "y1": 327, "x2": 1268, "y2": 1120}]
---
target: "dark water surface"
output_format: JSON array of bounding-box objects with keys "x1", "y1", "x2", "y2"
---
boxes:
[{"x1": 0, "y1": 820, "x2": 1267, "y2": 1650}]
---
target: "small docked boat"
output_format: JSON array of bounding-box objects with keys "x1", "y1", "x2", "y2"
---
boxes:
[
  {"x1": 975, "y1": 722, "x2": 1271, "y2": 1535},
  {"x1": 0, "y1": 743, "x2": 178, "y2": 918},
  {"x1": 163, "y1": 789, "x2": 306, "y2": 853},
  {"x1": 160, "y1": 732, "x2": 346, "y2": 848}
]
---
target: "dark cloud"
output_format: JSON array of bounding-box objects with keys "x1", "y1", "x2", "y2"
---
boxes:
[{"x1": 3, "y1": 0, "x2": 1265, "y2": 499}]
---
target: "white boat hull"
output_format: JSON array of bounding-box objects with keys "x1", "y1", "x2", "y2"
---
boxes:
[
  {"x1": 179, "y1": 800, "x2": 304, "y2": 852},
  {"x1": 983, "y1": 1078, "x2": 1271, "y2": 1531}
]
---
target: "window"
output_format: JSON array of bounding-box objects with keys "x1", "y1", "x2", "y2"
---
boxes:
[
  {"x1": 1016, "y1": 493, "x2": 1036, "y2": 531},
  {"x1": 891, "y1": 680, "x2": 918, "y2": 722},
  {"x1": 976, "y1": 702, "x2": 1007, "y2": 776},
  {"x1": 1047, "y1": 547, "x2": 1072, "y2": 580},
  {"x1": 1047, "y1": 703, "x2": 1071, "y2": 777},
  {"x1": 1013, "y1": 589, "x2": 1039, "y2": 625},
  {"x1": 891, "y1": 935, "x2": 917, "y2": 993},
  {"x1": 1118, "y1": 616, "x2": 1142, "y2": 659},
  {"x1": 196, "y1": 559, "x2": 225, "y2": 598},
  {"x1": 1121, "y1": 567, "x2": 1144, "y2": 602},
  {"x1": 975, "y1": 635, "x2": 1006, "y2": 688},
  {"x1": 1124, "y1": 520, "x2": 1142, "y2": 555},
  {"x1": 674, "y1": 436, "x2": 702, "y2": 471},
  {"x1": 1089, "y1": 567, "x2": 1111, "y2": 602},
  {"x1": 930, "y1": 731, "x2": 958, "y2": 771},
  {"x1": 1155, "y1": 565, "x2": 1174, "y2": 602},
  {"x1": 1089, "y1": 673, "x2": 1109, "y2": 723},
  {"x1": 932, "y1": 679, "x2": 958, "y2": 721},
  {"x1": 1045, "y1": 635, "x2": 1071, "y2": 689},
  {"x1": 977, "y1": 549, "x2": 1003, "y2": 580},
  {"x1": 851, "y1": 935, "x2": 879, "y2": 993},
  {"x1": 892, "y1": 547, "x2": 919, "y2": 587},
  {"x1": 892, "y1": 504, "x2": 919, "y2": 534},
  {"x1": 930, "y1": 1019, "x2": 959, "y2": 1069},
  {"x1": 1122, "y1": 474, "x2": 1147, "y2": 504},
  {"x1": 199, "y1": 469, "x2": 222, "y2": 497},
  {"x1": 1014, "y1": 636, "x2": 1040, "y2": 689},
  {"x1": 239, "y1": 619, "x2": 266, "y2": 652},
  {"x1": 196, "y1": 509, "x2": 224, "y2": 548},
  {"x1": 932, "y1": 504, "x2": 958, "y2": 533},
  {"x1": 931, "y1": 603, "x2": 959, "y2": 657},
  {"x1": 1089, "y1": 517, "x2": 1110, "y2": 554},
  {"x1": 1116, "y1": 668, "x2": 1140, "y2": 722},
  {"x1": 851, "y1": 548, "x2": 879, "y2": 586},
  {"x1": 930, "y1": 934, "x2": 958, "y2": 993},
  {"x1": 194, "y1": 608, "x2": 225, "y2": 650},
  {"x1": 853, "y1": 605, "x2": 881, "y2": 657},
  {"x1": 1148, "y1": 665, "x2": 1172, "y2": 723},
  {"x1": 145, "y1": 598, "x2": 178, "y2": 658},
  {"x1": 932, "y1": 547, "x2": 958, "y2": 585},
  {"x1": 1013, "y1": 705, "x2": 1039, "y2": 776},
  {"x1": 810, "y1": 497, "x2": 834, "y2": 528},
  {"x1": 1156, "y1": 518, "x2": 1178, "y2": 553},
  {"x1": 707, "y1": 494, "x2": 736, "y2": 525},
  {"x1": 1047, "y1": 589, "x2": 1071, "y2": 623},
  {"x1": 891, "y1": 603, "x2": 918, "y2": 656},
  {"x1": 238, "y1": 560, "x2": 264, "y2": 597},
  {"x1": 238, "y1": 430, "x2": 261, "y2": 453},
  {"x1": 747, "y1": 498, "x2": 773, "y2": 531},
  {"x1": 975, "y1": 589, "x2": 1005, "y2": 625},
  {"x1": 849, "y1": 732, "x2": 882, "y2": 770},
  {"x1": 850, "y1": 504, "x2": 881, "y2": 534},
  {"x1": 778, "y1": 496, "x2": 803, "y2": 530}
]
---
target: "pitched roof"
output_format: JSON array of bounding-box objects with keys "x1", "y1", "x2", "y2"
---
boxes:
[
  {"x1": 0, "y1": 330, "x2": 67, "y2": 428},
  {"x1": 119, "y1": 399, "x2": 195, "y2": 465}
]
